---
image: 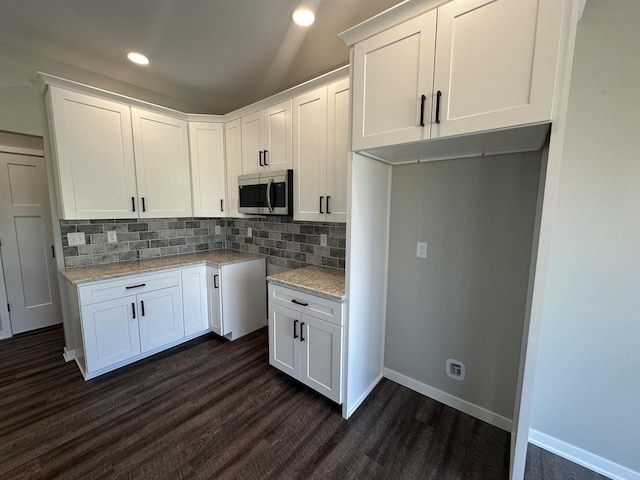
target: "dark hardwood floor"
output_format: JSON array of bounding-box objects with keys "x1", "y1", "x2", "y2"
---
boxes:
[{"x1": 0, "y1": 325, "x2": 604, "y2": 479}]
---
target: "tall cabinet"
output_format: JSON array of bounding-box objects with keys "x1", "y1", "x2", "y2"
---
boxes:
[{"x1": 188, "y1": 121, "x2": 226, "y2": 217}]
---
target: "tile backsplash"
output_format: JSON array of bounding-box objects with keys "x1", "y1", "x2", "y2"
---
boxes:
[{"x1": 61, "y1": 217, "x2": 346, "y2": 270}]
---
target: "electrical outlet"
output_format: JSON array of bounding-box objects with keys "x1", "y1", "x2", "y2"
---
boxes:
[
  {"x1": 247, "y1": 227, "x2": 252, "y2": 238},
  {"x1": 215, "y1": 225, "x2": 222, "y2": 235},
  {"x1": 107, "y1": 231, "x2": 117, "y2": 243},
  {"x1": 67, "y1": 232, "x2": 86, "y2": 246},
  {"x1": 446, "y1": 359, "x2": 465, "y2": 381},
  {"x1": 320, "y1": 234, "x2": 327, "y2": 247},
  {"x1": 416, "y1": 241, "x2": 427, "y2": 258}
]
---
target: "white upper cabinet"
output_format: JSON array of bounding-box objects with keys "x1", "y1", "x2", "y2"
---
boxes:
[
  {"x1": 188, "y1": 122, "x2": 226, "y2": 217},
  {"x1": 432, "y1": 0, "x2": 563, "y2": 138},
  {"x1": 294, "y1": 78, "x2": 349, "y2": 223},
  {"x1": 224, "y1": 119, "x2": 243, "y2": 218},
  {"x1": 241, "y1": 100, "x2": 292, "y2": 174},
  {"x1": 131, "y1": 108, "x2": 192, "y2": 218},
  {"x1": 352, "y1": 10, "x2": 436, "y2": 151},
  {"x1": 46, "y1": 87, "x2": 138, "y2": 219},
  {"x1": 350, "y1": 0, "x2": 563, "y2": 151}
]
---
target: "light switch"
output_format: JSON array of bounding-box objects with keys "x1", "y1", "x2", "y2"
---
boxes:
[{"x1": 68, "y1": 232, "x2": 86, "y2": 246}]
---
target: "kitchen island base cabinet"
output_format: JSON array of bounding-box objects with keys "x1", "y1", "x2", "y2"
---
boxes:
[{"x1": 268, "y1": 284, "x2": 343, "y2": 404}]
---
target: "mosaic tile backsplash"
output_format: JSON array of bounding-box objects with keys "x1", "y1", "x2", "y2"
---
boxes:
[{"x1": 61, "y1": 217, "x2": 347, "y2": 270}]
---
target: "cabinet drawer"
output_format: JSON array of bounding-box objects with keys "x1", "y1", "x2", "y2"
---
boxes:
[
  {"x1": 269, "y1": 284, "x2": 343, "y2": 326},
  {"x1": 79, "y1": 269, "x2": 181, "y2": 305}
]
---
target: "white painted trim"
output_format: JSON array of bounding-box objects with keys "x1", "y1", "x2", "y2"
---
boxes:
[
  {"x1": 384, "y1": 367, "x2": 512, "y2": 432},
  {"x1": 529, "y1": 429, "x2": 640, "y2": 480},
  {"x1": 344, "y1": 372, "x2": 383, "y2": 419},
  {"x1": 0, "y1": 251, "x2": 12, "y2": 339},
  {"x1": 63, "y1": 347, "x2": 78, "y2": 362},
  {"x1": 0, "y1": 146, "x2": 44, "y2": 157}
]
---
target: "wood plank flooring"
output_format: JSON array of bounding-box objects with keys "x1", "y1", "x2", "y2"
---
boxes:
[{"x1": 0, "y1": 325, "x2": 602, "y2": 479}]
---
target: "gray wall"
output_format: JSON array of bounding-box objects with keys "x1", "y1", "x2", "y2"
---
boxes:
[
  {"x1": 530, "y1": 1, "x2": 640, "y2": 473},
  {"x1": 385, "y1": 153, "x2": 541, "y2": 419}
]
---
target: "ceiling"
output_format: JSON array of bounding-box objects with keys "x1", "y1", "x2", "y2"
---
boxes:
[{"x1": 0, "y1": 0, "x2": 401, "y2": 114}]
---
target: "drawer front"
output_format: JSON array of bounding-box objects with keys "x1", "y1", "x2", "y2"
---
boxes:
[
  {"x1": 79, "y1": 269, "x2": 181, "y2": 305},
  {"x1": 269, "y1": 284, "x2": 343, "y2": 326}
]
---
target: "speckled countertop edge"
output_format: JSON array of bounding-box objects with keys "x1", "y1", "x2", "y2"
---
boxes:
[
  {"x1": 267, "y1": 265, "x2": 346, "y2": 302},
  {"x1": 60, "y1": 250, "x2": 264, "y2": 285}
]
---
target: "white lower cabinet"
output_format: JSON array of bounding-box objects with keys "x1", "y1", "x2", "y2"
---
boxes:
[
  {"x1": 137, "y1": 286, "x2": 184, "y2": 353},
  {"x1": 207, "y1": 266, "x2": 223, "y2": 335},
  {"x1": 181, "y1": 266, "x2": 210, "y2": 336},
  {"x1": 268, "y1": 284, "x2": 343, "y2": 403}
]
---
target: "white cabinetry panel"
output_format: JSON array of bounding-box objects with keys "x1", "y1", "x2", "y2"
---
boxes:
[
  {"x1": 189, "y1": 122, "x2": 226, "y2": 217},
  {"x1": 300, "y1": 314, "x2": 342, "y2": 403},
  {"x1": 138, "y1": 286, "x2": 184, "y2": 353},
  {"x1": 269, "y1": 303, "x2": 300, "y2": 378},
  {"x1": 224, "y1": 119, "x2": 243, "y2": 217},
  {"x1": 181, "y1": 266, "x2": 209, "y2": 336}
]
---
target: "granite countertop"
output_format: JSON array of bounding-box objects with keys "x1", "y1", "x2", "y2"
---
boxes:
[
  {"x1": 60, "y1": 250, "x2": 263, "y2": 284},
  {"x1": 267, "y1": 265, "x2": 346, "y2": 302}
]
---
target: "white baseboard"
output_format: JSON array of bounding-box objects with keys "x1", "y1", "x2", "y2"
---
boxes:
[
  {"x1": 529, "y1": 429, "x2": 640, "y2": 480},
  {"x1": 63, "y1": 347, "x2": 78, "y2": 362},
  {"x1": 383, "y1": 367, "x2": 512, "y2": 432},
  {"x1": 343, "y1": 372, "x2": 383, "y2": 419}
]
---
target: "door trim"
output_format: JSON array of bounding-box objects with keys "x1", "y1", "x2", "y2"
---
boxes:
[{"x1": 0, "y1": 253, "x2": 11, "y2": 338}]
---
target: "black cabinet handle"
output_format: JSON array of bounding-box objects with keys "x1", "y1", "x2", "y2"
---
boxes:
[
  {"x1": 326, "y1": 196, "x2": 331, "y2": 214},
  {"x1": 420, "y1": 94, "x2": 427, "y2": 127},
  {"x1": 264, "y1": 150, "x2": 269, "y2": 165},
  {"x1": 126, "y1": 283, "x2": 146, "y2": 290},
  {"x1": 435, "y1": 90, "x2": 442, "y2": 124},
  {"x1": 141, "y1": 197, "x2": 146, "y2": 212},
  {"x1": 132, "y1": 197, "x2": 136, "y2": 212},
  {"x1": 141, "y1": 300, "x2": 145, "y2": 317},
  {"x1": 131, "y1": 302, "x2": 136, "y2": 319},
  {"x1": 319, "y1": 196, "x2": 324, "y2": 214},
  {"x1": 293, "y1": 319, "x2": 299, "y2": 339},
  {"x1": 259, "y1": 150, "x2": 264, "y2": 166},
  {"x1": 220, "y1": 199, "x2": 224, "y2": 212},
  {"x1": 214, "y1": 274, "x2": 219, "y2": 289},
  {"x1": 291, "y1": 299, "x2": 309, "y2": 307},
  {"x1": 300, "y1": 322, "x2": 305, "y2": 342},
  {"x1": 52, "y1": 245, "x2": 55, "y2": 258}
]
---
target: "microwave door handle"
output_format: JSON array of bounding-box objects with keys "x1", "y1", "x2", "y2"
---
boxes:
[{"x1": 266, "y1": 178, "x2": 274, "y2": 213}]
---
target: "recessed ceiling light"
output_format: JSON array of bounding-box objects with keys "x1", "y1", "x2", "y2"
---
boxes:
[
  {"x1": 292, "y1": 8, "x2": 315, "y2": 27},
  {"x1": 127, "y1": 52, "x2": 149, "y2": 65}
]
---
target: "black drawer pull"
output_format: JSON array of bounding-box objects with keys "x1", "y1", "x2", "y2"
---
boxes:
[
  {"x1": 263, "y1": 150, "x2": 269, "y2": 165},
  {"x1": 141, "y1": 197, "x2": 146, "y2": 212},
  {"x1": 131, "y1": 302, "x2": 136, "y2": 319},
  {"x1": 420, "y1": 94, "x2": 427, "y2": 127},
  {"x1": 291, "y1": 299, "x2": 308, "y2": 307},
  {"x1": 141, "y1": 300, "x2": 145, "y2": 317},
  {"x1": 326, "y1": 196, "x2": 331, "y2": 214},
  {"x1": 435, "y1": 90, "x2": 442, "y2": 124},
  {"x1": 214, "y1": 274, "x2": 219, "y2": 289},
  {"x1": 126, "y1": 283, "x2": 146, "y2": 290},
  {"x1": 319, "y1": 196, "x2": 324, "y2": 214},
  {"x1": 259, "y1": 150, "x2": 264, "y2": 166},
  {"x1": 300, "y1": 322, "x2": 305, "y2": 342},
  {"x1": 220, "y1": 199, "x2": 224, "y2": 212},
  {"x1": 132, "y1": 196, "x2": 136, "y2": 212},
  {"x1": 293, "y1": 319, "x2": 299, "y2": 339}
]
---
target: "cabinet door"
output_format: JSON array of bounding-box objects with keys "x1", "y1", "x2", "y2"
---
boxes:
[
  {"x1": 269, "y1": 303, "x2": 300, "y2": 379},
  {"x1": 207, "y1": 267, "x2": 224, "y2": 336},
  {"x1": 131, "y1": 108, "x2": 192, "y2": 218},
  {"x1": 299, "y1": 314, "x2": 343, "y2": 403},
  {"x1": 189, "y1": 122, "x2": 226, "y2": 217},
  {"x1": 138, "y1": 286, "x2": 184, "y2": 353},
  {"x1": 47, "y1": 87, "x2": 137, "y2": 219},
  {"x1": 181, "y1": 266, "x2": 209, "y2": 336},
  {"x1": 262, "y1": 100, "x2": 292, "y2": 172},
  {"x1": 326, "y1": 78, "x2": 350, "y2": 223},
  {"x1": 241, "y1": 111, "x2": 263, "y2": 174},
  {"x1": 351, "y1": 10, "x2": 436, "y2": 150},
  {"x1": 81, "y1": 295, "x2": 140, "y2": 372},
  {"x1": 432, "y1": 0, "x2": 563, "y2": 138},
  {"x1": 293, "y1": 87, "x2": 327, "y2": 222},
  {"x1": 224, "y1": 119, "x2": 244, "y2": 217}
]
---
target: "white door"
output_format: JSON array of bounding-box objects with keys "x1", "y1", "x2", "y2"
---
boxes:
[
  {"x1": 263, "y1": 100, "x2": 292, "y2": 172},
  {"x1": 131, "y1": 108, "x2": 192, "y2": 218},
  {"x1": 181, "y1": 266, "x2": 209, "y2": 336},
  {"x1": 81, "y1": 295, "x2": 140, "y2": 372},
  {"x1": 299, "y1": 314, "x2": 343, "y2": 403},
  {"x1": 351, "y1": 9, "x2": 437, "y2": 150},
  {"x1": 46, "y1": 87, "x2": 138, "y2": 219},
  {"x1": 224, "y1": 119, "x2": 244, "y2": 217},
  {"x1": 207, "y1": 267, "x2": 224, "y2": 336},
  {"x1": 0, "y1": 152, "x2": 61, "y2": 335},
  {"x1": 293, "y1": 86, "x2": 327, "y2": 222},
  {"x1": 189, "y1": 122, "x2": 226, "y2": 217},
  {"x1": 326, "y1": 78, "x2": 350, "y2": 223},
  {"x1": 268, "y1": 303, "x2": 300, "y2": 378},
  {"x1": 138, "y1": 286, "x2": 184, "y2": 353},
  {"x1": 432, "y1": 0, "x2": 563, "y2": 138},
  {"x1": 241, "y1": 111, "x2": 263, "y2": 174}
]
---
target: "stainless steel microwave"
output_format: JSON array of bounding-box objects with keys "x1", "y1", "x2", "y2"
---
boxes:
[{"x1": 238, "y1": 169, "x2": 293, "y2": 215}]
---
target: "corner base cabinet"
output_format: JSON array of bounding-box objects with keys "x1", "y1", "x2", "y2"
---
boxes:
[{"x1": 268, "y1": 284, "x2": 344, "y2": 403}]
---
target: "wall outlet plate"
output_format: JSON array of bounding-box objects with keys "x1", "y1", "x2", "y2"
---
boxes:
[
  {"x1": 320, "y1": 234, "x2": 328, "y2": 246},
  {"x1": 446, "y1": 359, "x2": 465, "y2": 381},
  {"x1": 215, "y1": 225, "x2": 222, "y2": 235},
  {"x1": 67, "y1": 232, "x2": 86, "y2": 246},
  {"x1": 416, "y1": 241, "x2": 428, "y2": 258},
  {"x1": 247, "y1": 227, "x2": 252, "y2": 238},
  {"x1": 107, "y1": 231, "x2": 117, "y2": 243}
]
